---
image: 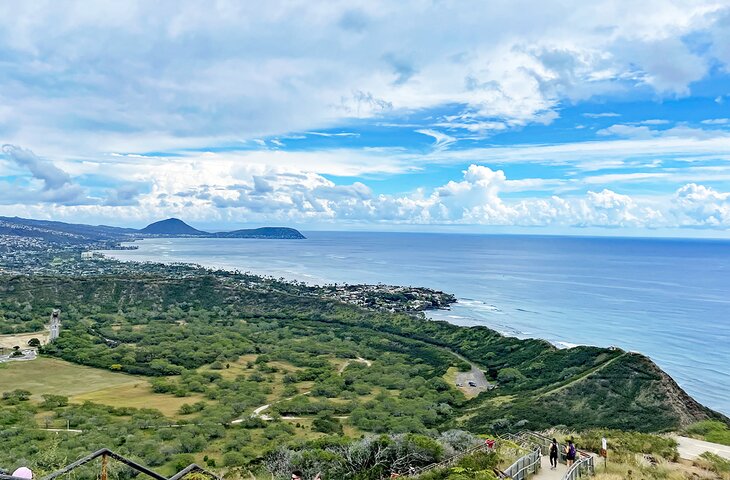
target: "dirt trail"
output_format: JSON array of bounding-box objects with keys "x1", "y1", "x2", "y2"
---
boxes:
[
  {"x1": 537, "y1": 353, "x2": 627, "y2": 398},
  {"x1": 338, "y1": 357, "x2": 372, "y2": 374}
]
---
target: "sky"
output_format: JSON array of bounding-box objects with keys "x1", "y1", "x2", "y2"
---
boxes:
[{"x1": 2, "y1": 1, "x2": 730, "y2": 236}]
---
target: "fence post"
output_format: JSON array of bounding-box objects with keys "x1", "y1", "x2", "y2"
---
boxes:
[{"x1": 101, "y1": 453, "x2": 107, "y2": 480}]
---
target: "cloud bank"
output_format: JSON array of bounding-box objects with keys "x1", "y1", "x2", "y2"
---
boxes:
[{"x1": 2, "y1": 1, "x2": 730, "y2": 234}]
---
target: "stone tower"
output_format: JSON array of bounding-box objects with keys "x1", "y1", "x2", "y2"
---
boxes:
[{"x1": 49, "y1": 309, "x2": 61, "y2": 342}]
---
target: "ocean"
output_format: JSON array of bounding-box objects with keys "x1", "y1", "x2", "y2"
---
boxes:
[{"x1": 101, "y1": 232, "x2": 730, "y2": 416}]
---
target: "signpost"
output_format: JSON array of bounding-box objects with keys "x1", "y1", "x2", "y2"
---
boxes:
[{"x1": 600, "y1": 437, "x2": 608, "y2": 472}]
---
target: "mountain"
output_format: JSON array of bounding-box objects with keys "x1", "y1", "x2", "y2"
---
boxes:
[
  {"x1": 0, "y1": 215, "x2": 306, "y2": 244},
  {"x1": 139, "y1": 219, "x2": 306, "y2": 238},
  {"x1": 214, "y1": 226, "x2": 306, "y2": 239},
  {"x1": 138, "y1": 218, "x2": 207, "y2": 236}
]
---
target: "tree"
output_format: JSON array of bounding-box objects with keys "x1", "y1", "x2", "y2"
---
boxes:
[
  {"x1": 172, "y1": 454, "x2": 196, "y2": 472},
  {"x1": 27, "y1": 338, "x2": 41, "y2": 347},
  {"x1": 2, "y1": 389, "x2": 32, "y2": 403},
  {"x1": 312, "y1": 413, "x2": 343, "y2": 435},
  {"x1": 41, "y1": 394, "x2": 69, "y2": 408}
]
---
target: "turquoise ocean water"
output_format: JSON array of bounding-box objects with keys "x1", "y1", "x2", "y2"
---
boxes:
[{"x1": 102, "y1": 232, "x2": 730, "y2": 415}]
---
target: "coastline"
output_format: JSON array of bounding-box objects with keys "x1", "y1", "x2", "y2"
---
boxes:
[{"x1": 96, "y1": 235, "x2": 730, "y2": 416}]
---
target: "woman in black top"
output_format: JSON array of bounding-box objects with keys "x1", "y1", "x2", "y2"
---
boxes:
[{"x1": 549, "y1": 438, "x2": 559, "y2": 469}]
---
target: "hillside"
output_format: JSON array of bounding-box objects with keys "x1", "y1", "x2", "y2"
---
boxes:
[
  {"x1": 139, "y1": 218, "x2": 207, "y2": 235},
  {"x1": 0, "y1": 215, "x2": 305, "y2": 245},
  {"x1": 1, "y1": 267, "x2": 727, "y2": 477},
  {"x1": 0, "y1": 216, "x2": 135, "y2": 244},
  {"x1": 214, "y1": 226, "x2": 306, "y2": 239},
  {"x1": 2, "y1": 271, "x2": 724, "y2": 430}
]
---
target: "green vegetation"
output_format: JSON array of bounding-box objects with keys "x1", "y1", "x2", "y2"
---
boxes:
[
  {"x1": 0, "y1": 299, "x2": 45, "y2": 333},
  {"x1": 574, "y1": 430, "x2": 678, "y2": 462},
  {"x1": 0, "y1": 267, "x2": 727, "y2": 478},
  {"x1": 685, "y1": 420, "x2": 730, "y2": 446},
  {"x1": 0, "y1": 357, "x2": 145, "y2": 398},
  {"x1": 695, "y1": 452, "x2": 730, "y2": 479}
]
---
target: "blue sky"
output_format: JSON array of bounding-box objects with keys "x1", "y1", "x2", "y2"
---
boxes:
[{"x1": 1, "y1": 1, "x2": 730, "y2": 236}]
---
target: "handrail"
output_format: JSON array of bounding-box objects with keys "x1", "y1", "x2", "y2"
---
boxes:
[
  {"x1": 502, "y1": 445, "x2": 541, "y2": 480},
  {"x1": 41, "y1": 448, "x2": 168, "y2": 480},
  {"x1": 562, "y1": 452, "x2": 594, "y2": 480},
  {"x1": 409, "y1": 442, "x2": 493, "y2": 476},
  {"x1": 1, "y1": 448, "x2": 221, "y2": 480}
]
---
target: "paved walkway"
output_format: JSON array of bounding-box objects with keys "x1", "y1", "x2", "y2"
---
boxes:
[
  {"x1": 675, "y1": 436, "x2": 730, "y2": 461},
  {"x1": 533, "y1": 455, "x2": 567, "y2": 480}
]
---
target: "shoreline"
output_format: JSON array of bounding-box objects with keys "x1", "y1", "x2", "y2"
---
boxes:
[{"x1": 96, "y1": 236, "x2": 730, "y2": 416}]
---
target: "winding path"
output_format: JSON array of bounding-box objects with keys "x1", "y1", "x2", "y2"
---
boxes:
[{"x1": 537, "y1": 353, "x2": 627, "y2": 399}]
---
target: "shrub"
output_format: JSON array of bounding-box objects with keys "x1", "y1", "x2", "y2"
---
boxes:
[{"x1": 686, "y1": 420, "x2": 730, "y2": 446}]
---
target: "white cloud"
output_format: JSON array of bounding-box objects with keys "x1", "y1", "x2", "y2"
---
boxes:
[
  {"x1": 2, "y1": 144, "x2": 72, "y2": 190},
  {"x1": 701, "y1": 118, "x2": 729, "y2": 125},
  {"x1": 0, "y1": 1, "x2": 726, "y2": 156},
  {"x1": 672, "y1": 183, "x2": 730, "y2": 226},
  {"x1": 597, "y1": 124, "x2": 656, "y2": 139},
  {"x1": 305, "y1": 132, "x2": 360, "y2": 137},
  {"x1": 415, "y1": 129, "x2": 457, "y2": 150},
  {"x1": 639, "y1": 119, "x2": 671, "y2": 125},
  {"x1": 5, "y1": 158, "x2": 730, "y2": 231},
  {"x1": 583, "y1": 112, "x2": 621, "y2": 118}
]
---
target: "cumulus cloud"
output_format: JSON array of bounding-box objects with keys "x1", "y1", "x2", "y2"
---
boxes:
[
  {"x1": 0, "y1": 1, "x2": 726, "y2": 156},
  {"x1": 4, "y1": 152, "x2": 730, "y2": 231},
  {"x1": 672, "y1": 183, "x2": 730, "y2": 226}
]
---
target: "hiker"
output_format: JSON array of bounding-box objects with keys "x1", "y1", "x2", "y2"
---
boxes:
[
  {"x1": 565, "y1": 439, "x2": 576, "y2": 466},
  {"x1": 549, "y1": 438, "x2": 559, "y2": 469}
]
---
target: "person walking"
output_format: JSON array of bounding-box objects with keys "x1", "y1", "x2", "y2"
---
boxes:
[
  {"x1": 565, "y1": 439, "x2": 576, "y2": 467},
  {"x1": 549, "y1": 438, "x2": 559, "y2": 469}
]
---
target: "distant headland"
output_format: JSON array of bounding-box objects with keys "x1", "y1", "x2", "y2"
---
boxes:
[
  {"x1": 139, "y1": 218, "x2": 306, "y2": 239},
  {"x1": 0, "y1": 215, "x2": 306, "y2": 244}
]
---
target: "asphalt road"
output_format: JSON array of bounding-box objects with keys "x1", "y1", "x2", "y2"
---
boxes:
[{"x1": 675, "y1": 436, "x2": 730, "y2": 460}]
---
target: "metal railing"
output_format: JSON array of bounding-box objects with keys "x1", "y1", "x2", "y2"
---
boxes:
[
  {"x1": 0, "y1": 448, "x2": 220, "y2": 480},
  {"x1": 502, "y1": 446, "x2": 541, "y2": 480},
  {"x1": 409, "y1": 441, "x2": 495, "y2": 476},
  {"x1": 562, "y1": 452, "x2": 594, "y2": 480},
  {"x1": 503, "y1": 430, "x2": 596, "y2": 480}
]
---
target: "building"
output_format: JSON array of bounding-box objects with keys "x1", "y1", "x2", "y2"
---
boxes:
[{"x1": 49, "y1": 309, "x2": 61, "y2": 341}]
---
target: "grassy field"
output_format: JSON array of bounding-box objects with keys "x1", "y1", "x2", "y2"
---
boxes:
[
  {"x1": 0, "y1": 357, "x2": 203, "y2": 417},
  {"x1": 74, "y1": 382, "x2": 207, "y2": 417},
  {"x1": 0, "y1": 330, "x2": 49, "y2": 349},
  {"x1": 0, "y1": 357, "x2": 140, "y2": 398}
]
